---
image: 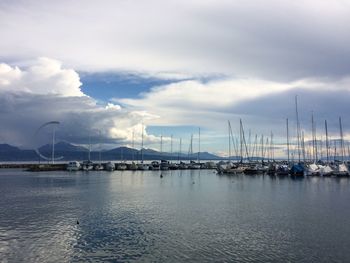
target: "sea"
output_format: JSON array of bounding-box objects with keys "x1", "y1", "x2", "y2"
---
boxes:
[{"x1": 1, "y1": 169, "x2": 350, "y2": 262}]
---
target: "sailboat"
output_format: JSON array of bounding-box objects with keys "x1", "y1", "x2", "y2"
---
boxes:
[
  {"x1": 128, "y1": 130, "x2": 138, "y2": 171},
  {"x1": 67, "y1": 161, "x2": 81, "y2": 171},
  {"x1": 82, "y1": 134, "x2": 94, "y2": 171},
  {"x1": 276, "y1": 118, "x2": 291, "y2": 176},
  {"x1": 334, "y1": 117, "x2": 349, "y2": 177},
  {"x1": 168, "y1": 135, "x2": 178, "y2": 170},
  {"x1": 306, "y1": 113, "x2": 320, "y2": 176},
  {"x1": 220, "y1": 120, "x2": 246, "y2": 174},
  {"x1": 290, "y1": 96, "x2": 304, "y2": 177},
  {"x1": 320, "y1": 120, "x2": 333, "y2": 176},
  {"x1": 116, "y1": 147, "x2": 127, "y2": 170},
  {"x1": 188, "y1": 132, "x2": 201, "y2": 169},
  {"x1": 95, "y1": 131, "x2": 104, "y2": 170},
  {"x1": 105, "y1": 161, "x2": 115, "y2": 171},
  {"x1": 137, "y1": 123, "x2": 149, "y2": 170}
]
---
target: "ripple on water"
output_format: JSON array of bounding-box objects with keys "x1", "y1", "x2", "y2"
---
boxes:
[{"x1": 1, "y1": 170, "x2": 350, "y2": 262}]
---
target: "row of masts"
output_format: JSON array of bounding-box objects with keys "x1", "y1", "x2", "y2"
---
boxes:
[
  {"x1": 134, "y1": 125, "x2": 202, "y2": 164},
  {"x1": 227, "y1": 119, "x2": 276, "y2": 163},
  {"x1": 45, "y1": 97, "x2": 347, "y2": 165},
  {"x1": 289, "y1": 95, "x2": 347, "y2": 164},
  {"x1": 287, "y1": 117, "x2": 347, "y2": 163},
  {"x1": 226, "y1": 96, "x2": 348, "y2": 164}
]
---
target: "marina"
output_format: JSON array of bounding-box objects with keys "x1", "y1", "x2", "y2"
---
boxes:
[
  {"x1": 2, "y1": 159, "x2": 350, "y2": 178},
  {"x1": 2, "y1": 1, "x2": 350, "y2": 261}
]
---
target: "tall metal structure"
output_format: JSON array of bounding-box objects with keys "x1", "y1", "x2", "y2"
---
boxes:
[{"x1": 34, "y1": 121, "x2": 63, "y2": 163}]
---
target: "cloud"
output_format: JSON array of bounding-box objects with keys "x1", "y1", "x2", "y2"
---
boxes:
[
  {"x1": 114, "y1": 76, "x2": 350, "y2": 143},
  {"x1": 0, "y1": 59, "x2": 160, "y2": 148},
  {"x1": 0, "y1": 57, "x2": 83, "y2": 96},
  {"x1": 1, "y1": 0, "x2": 350, "y2": 80},
  {"x1": 1, "y1": 57, "x2": 350, "y2": 157}
]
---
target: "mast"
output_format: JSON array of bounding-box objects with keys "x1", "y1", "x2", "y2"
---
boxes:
[
  {"x1": 265, "y1": 137, "x2": 269, "y2": 162},
  {"x1": 252, "y1": 134, "x2": 257, "y2": 160},
  {"x1": 261, "y1": 134, "x2": 264, "y2": 163},
  {"x1": 132, "y1": 130, "x2": 135, "y2": 161},
  {"x1": 270, "y1": 131, "x2": 274, "y2": 162},
  {"x1": 239, "y1": 119, "x2": 249, "y2": 162},
  {"x1": 141, "y1": 123, "x2": 144, "y2": 163},
  {"x1": 171, "y1": 134, "x2": 173, "y2": 161},
  {"x1": 88, "y1": 133, "x2": 91, "y2": 162},
  {"x1": 339, "y1": 117, "x2": 345, "y2": 162},
  {"x1": 287, "y1": 118, "x2": 290, "y2": 164},
  {"x1": 228, "y1": 121, "x2": 231, "y2": 162},
  {"x1": 160, "y1": 135, "x2": 163, "y2": 159},
  {"x1": 189, "y1": 134, "x2": 193, "y2": 162},
  {"x1": 312, "y1": 112, "x2": 318, "y2": 162},
  {"x1": 325, "y1": 120, "x2": 329, "y2": 163},
  {"x1": 301, "y1": 131, "x2": 306, "y2": 163},
  {"x1": 178, "y1": 138, "x2": 182, "y2": 163},
  {"x1": 240, "y1": 119, "x2": 243, "y2": 163},
  {"x1": 179, "y1": 138, "x2": 182, "y2": 162},
  {"x1": 295, "y1": 95, "x2": 301, "y2": 163},
  {"x1": 198, "y1": 127, "x2": 200, "y2": 163},
  {"x1": 51, "y1": 125, "x2": 56, "y2": 164},
  {"x1": 99, "y1": 130, "x2": 102, "y2": 165},
  {"x1": 248, "y1": 129, "x2": 252, "y2": 158},
  {"x1": 319, "y1": 136, "x2": 323, "y2": 162},
  {"x1": 312, "y1": 112, "x2": 315, "y2": 162}
]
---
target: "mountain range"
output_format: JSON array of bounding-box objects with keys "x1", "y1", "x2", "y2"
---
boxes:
[{"x1": 0, "y1": 141, "x2": 224, "y2": 162}]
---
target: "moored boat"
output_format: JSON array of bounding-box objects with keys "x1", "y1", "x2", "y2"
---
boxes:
[
  {"x1": 116, "y1": 162, "x2": 127, "y2": 170},
  {"x1": 105, "y1": 161, "x2": 115, "y2": 171},
  {"x1": 149, "y1": 161, "x2": 160, "y2": 170},
  {"x1": 160, "y1": 160, "x2": 170, "y2": 170},
  {"x1": 333, "y1": 163, "x2": 349, "y2": 177},
  {"x1": 94, "y1": 163, "x2": 104, "y2": 170},
  {"x1": 138, "y1": 162, "x2": 149, "y2": 170},
  {"x1": 306, "y1": 163, "x2": 320, "y2": 176},
  {"x1": 82, "y1": 160, "x2": 93, "y2": 171},
  {"x1": 128, "y1": 162, "x2": 138, "y2": 171},
  {"x1": 67, "y1": 161, "x2": 81, "y2": 171},
  {"x1": 290, "y1": 163, "x2": 304, "y2": 177},
  {"x1": 276, "y1": 164, "x2": 289, "y2": 176}
]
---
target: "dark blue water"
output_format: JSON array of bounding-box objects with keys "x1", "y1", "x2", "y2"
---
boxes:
[{"x1": 1, "y1": 169, "x2": 350, "y2": 262}]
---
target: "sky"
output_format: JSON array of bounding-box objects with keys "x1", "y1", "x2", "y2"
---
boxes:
[{"x1": 1, "y1": 0, "x2": 350, "y2": 157}]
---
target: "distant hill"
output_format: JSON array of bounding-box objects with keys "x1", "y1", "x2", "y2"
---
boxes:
[
  {"x1": 0, "y1": 141, "x2": 224, "y2": 162},
  {"x1": 0, "y1": 144, "x2": 21, "y2": 152},
  {"x1": 39, "y1": 141, "x2": 87, "y2": 152}
]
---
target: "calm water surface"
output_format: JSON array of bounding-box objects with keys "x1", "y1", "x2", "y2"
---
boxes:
[{"x1": 1, "y1": 169, "x2": 350, "y2": 262}]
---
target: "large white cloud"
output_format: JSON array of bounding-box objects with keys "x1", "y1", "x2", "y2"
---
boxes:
[
  {"x1": 115, "y1": 76, "x2": 350, "y2": 142},
  {"x1": 1, "y1": 0, "x2": 350, "y2": 80},
  {"x1": 0, "y1": 57, "x2": 83, "y2": 96},
  {"x1": 0, "y1": 58, "x2": 161, "y2": 149}
]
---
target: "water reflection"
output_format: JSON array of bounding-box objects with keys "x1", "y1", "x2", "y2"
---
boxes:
[{"x1": 1, "y1": 170, "x2": 350, "y2": 262}]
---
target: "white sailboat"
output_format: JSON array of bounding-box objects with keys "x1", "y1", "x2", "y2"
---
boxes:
[
  {"x1": 67, "y1": 161, "x2": 81, "y2": 171},
  {"x1": 82, "y1": 134, "x2": 93, "y2": 171},
  {"x1": 334, "y1": 117, "x2": 349, "y2": 177},
  {"x1": 138, "y1": 123, "x2": 149, "y2": 170}
]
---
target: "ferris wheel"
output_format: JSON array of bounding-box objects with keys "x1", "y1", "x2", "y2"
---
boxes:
[{"x1": 34, "y1": 121, "x2": 64, "y2": 163}]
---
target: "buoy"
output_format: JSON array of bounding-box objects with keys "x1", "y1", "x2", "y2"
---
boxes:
[
  {"x1": 160, "y1": 174, "x2": 163, "y2": 178},
  {"x1": 76, "y1": 220, "x2": 79, "y2": 225}
]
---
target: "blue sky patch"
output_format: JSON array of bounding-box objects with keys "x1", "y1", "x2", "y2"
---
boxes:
[{"x1": 79, "y1": 72, "x2": 185, "y2": 101}]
